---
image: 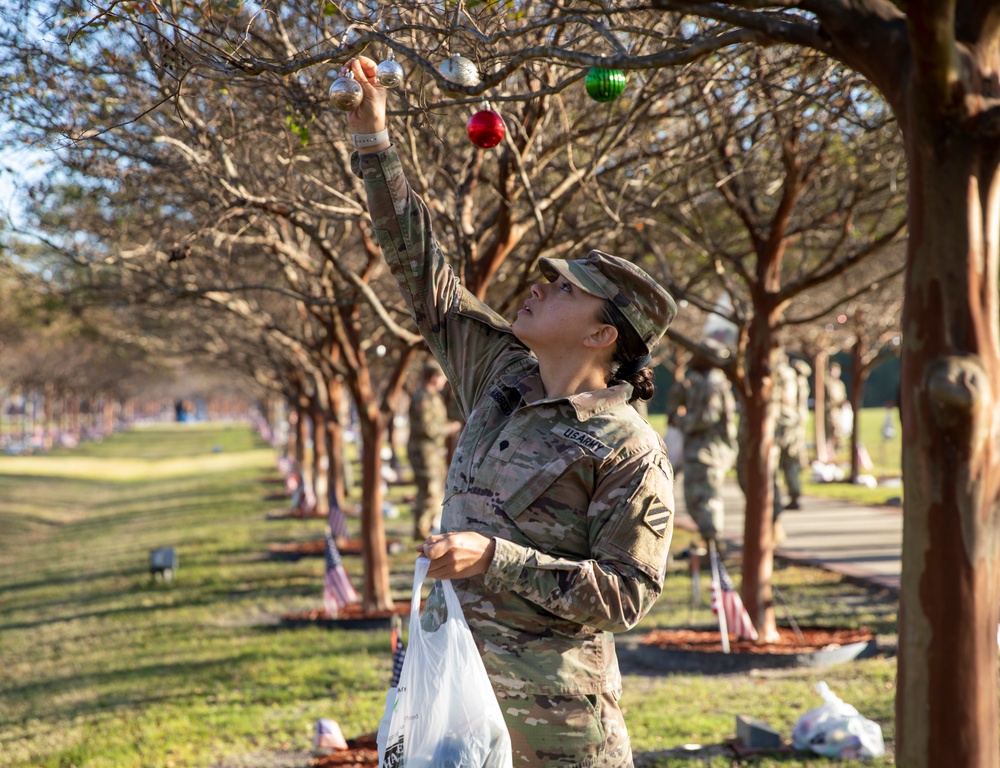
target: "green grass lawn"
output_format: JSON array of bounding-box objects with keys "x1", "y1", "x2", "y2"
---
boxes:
[{"x1": 0, "y1": 422, "x2": 897, "y2": 767}]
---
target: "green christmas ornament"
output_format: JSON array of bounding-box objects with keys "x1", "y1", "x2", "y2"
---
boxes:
[{"x1": 585, "y1": 67, "x2": 627, "y2": 102}]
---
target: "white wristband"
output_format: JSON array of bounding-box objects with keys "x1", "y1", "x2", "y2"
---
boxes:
[{"x1": 351, "y1": 129, "x2": 389, "y2": 149}]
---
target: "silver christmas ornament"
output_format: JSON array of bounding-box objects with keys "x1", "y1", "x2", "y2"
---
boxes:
[
  {"x1": 437, "y1": 54, "x2": 480, "y2": 95},
  {"x1": 376, "y1": 53, "x2": 404, "y2": 88},
  {"x1": 329, "y1": 70, "x2": 363, "y2": 111}
]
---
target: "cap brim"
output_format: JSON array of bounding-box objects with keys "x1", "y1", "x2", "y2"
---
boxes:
[{"x1": 538, "y1": 258, "x2": 604, "y2": 298}]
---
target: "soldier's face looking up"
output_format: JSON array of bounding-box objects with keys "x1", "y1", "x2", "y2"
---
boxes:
[{"x1": 512, "y1": 278, "x2": 607, "y2": 356}]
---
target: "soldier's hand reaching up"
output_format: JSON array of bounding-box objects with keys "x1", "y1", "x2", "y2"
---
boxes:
[{"x1": 345, "y1": 57, "x2": 390, "y2": 153}]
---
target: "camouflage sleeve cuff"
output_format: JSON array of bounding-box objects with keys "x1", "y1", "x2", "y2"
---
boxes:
[
  {"x1": 483, "y1": 537, "x2": 529, "y2": 591},
  {"x1": 349, "y1": 146, "x2": 402, "y2": 180}
]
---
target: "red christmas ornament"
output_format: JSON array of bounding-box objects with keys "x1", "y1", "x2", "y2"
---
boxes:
[{"x1": 467, "y1": 109, "x2": 506, "y2": 149}]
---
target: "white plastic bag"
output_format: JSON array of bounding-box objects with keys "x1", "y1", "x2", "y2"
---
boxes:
[
  {"x1": 379, "y1": 557, "x2": 512, "y2": 768},
  {"x1": 792, "y1": 681, "x2": 885, "y2": 760}
]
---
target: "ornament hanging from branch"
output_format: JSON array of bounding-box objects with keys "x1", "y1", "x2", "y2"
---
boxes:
[
  {"x1": 438, "y1": 54, "x2": 480, "y2": 96},
  {"x1": 329, "y1": 69, "x2": 363, "y2": 111},
  {"x1": 467, "y1": 107, "x2": 505, "y2": 149},
  {"x1": 376, "y1": 50, "x2": 404, "y2": 88},
  {"x1": 585, "y1": 67, "x2": 627, "y2": 102}
]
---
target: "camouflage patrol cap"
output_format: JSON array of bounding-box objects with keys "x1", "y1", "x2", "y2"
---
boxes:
[{"x1": 539, "y1": 250, "x2": 677, "y2": 352}]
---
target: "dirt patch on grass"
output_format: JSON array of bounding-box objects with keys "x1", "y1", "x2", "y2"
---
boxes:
[{"x1": 311, "y1": 733, "x2": 378, "y2": 767}]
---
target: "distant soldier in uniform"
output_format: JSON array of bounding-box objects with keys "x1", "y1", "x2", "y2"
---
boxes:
[
  {"x1": 774, "y1": 352, "x2": 805, "y2": 511},
  {"x1": 793, "y1": 359, "x2": 812, "y2": 465},
  {"x1": 825, "y1": 361, "x2": 849, "y2": 458},
  {"x1": 406, "y1": 359, "x2": 456, "y2": 540},
  {"x1": 348, "y1": 56, "x2": 676, "y2": 767},
  {"x1": 667, "y1": 340, "x2": 737, "y2": 547}
]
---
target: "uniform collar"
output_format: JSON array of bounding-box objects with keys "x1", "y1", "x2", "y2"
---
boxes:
[{"x1": 500, "y1": 368, "x2": 634, "y2": 421}]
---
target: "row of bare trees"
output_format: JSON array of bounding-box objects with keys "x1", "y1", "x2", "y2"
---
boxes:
[{"x1": 1, "y1": 1, "x2": 993, "y2": 763}]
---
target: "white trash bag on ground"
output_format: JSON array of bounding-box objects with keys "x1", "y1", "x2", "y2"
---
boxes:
[
  {"x1": 378, "y1": 557, "x2": 512, "y2": 768},
  {"x1": 792, "y1": 681, "x2": 885, "y2": 760}
]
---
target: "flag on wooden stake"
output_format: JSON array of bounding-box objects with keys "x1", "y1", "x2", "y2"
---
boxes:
[{"x1": 710, "y1": 545, "x2": 758, "y2": 641}]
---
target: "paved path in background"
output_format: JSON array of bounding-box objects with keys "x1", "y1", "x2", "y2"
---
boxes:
[{"x1": 674, "y1": 478, "x2": 903, "y2": 593}]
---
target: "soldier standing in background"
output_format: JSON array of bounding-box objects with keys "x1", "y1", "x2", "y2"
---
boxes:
[
  {"x1": 793, "y1": 359, "x2": 812, "y2": 467},
  {"x1": 774, "y1": 352, "x2": 805, "y2": 512},
  {"x1": 824, "y1": 361, "x2": 849, "y2": 459},
  {"x1": 406, "y1": 360, "x2": 457, "y2": 541},
  {"x1": 668, "y1": 339, "x2": 737, "y2": 549}
]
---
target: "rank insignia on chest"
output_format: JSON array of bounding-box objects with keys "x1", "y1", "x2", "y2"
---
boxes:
[{"x1": 551, "y1": 423, "x2": 612, "y2": 458}]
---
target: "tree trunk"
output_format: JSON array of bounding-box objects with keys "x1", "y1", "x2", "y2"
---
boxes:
[
  {"x1": 309, "y1": 397, "x2": 329, "y2": 518},
  {"x1": 356, "y1": 404, "x2": 393, "y2": 612},
  {"x1": 739, "y1": 316, "x2": 780, "y2": 642},
  {"x1": 896, "y1": 119, "x2": 1000, "y2": 768},
  {"x1": 284, "y1": 397, "x2": 298, "y2": 462},
  {"x1": 326, "y1": 377, "x2": 346, "y2": 514},
  {"x1": 293, "y1": 402, "x2": 308, "y2": 481},
  {"x1": 102, "y1": 395, "x2": 115, "y2": 435},
  {"x1": 847, "y1": 369, "x2": 869, "y2": 483}
]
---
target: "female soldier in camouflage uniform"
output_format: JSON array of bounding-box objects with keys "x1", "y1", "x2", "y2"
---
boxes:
[{"x1": 346, "y1": 57, "x2": 676, "y2": 767}]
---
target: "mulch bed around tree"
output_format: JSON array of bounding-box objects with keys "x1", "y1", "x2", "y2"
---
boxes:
[
  {"x1": 627, "y1": 626, "x2": 878, "y2": 674},
  {"x1": 641, "y1": 626, "x2": 875, "y2": 654},
  {"x1": 265, "y1": 508, "x2": 327, "y2": 520},
  {"x1": 269, "y1": 538, "x2": 406, "y2": 560},
  {"x1": 310, "y1": 733, "x2": 378, "y2": 768},
  {"x1": 281, "y1": 602, "x2": 416, "y2": 630}
]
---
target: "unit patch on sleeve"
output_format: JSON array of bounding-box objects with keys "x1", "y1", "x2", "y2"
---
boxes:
[
  {"x1": 551, "y1": 423, "x2": 613, "y2": 458},
  {"x1": 631, "y1": 465, "x2": 673, "y2": 538},
  {"x1": 643, "y1": 495, "x2": 672, "y2": 537}
]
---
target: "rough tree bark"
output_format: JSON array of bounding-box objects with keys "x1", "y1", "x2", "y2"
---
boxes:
[
  {"x1": 823, "y1": 5, "x2": 1000, "y2": 765},
  {"x1": 896, "y1": 107, "x2": 1000, "y2": 768}
]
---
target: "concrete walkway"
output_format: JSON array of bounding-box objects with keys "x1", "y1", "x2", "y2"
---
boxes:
[{"x1": 674, "y1": 478, "x2": 903, "y2": 593}]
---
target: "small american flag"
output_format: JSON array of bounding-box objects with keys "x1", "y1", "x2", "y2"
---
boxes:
[
  {"x1": 710, "y1": 546, "x2": 759, "y2": 641},
  {"x1": 328, "y1": 502, "x2": 349, "y2": 541},
  {"x1": 323, "y1": 534, "x2": 359, "y2": 617}
]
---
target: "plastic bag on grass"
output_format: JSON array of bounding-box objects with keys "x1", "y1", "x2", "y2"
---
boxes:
[
  {"x1": 378, "y1": 557, "x2": 512, "y2": 768},
  {"x1": 792, "y1": 681, "x2": 885, "y2": 759}
]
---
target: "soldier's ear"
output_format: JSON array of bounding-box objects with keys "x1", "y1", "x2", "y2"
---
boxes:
[{"x1": 584, "y1": 324, "x2": 618, "y2": 350}]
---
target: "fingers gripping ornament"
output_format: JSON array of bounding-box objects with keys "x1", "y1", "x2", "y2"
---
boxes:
[
  {"x1": 329, "y1": 69, "x2": 364, "y2": 111},
  {"x1": 376, "y1": 51, "x2": 404, "y2": 88}
]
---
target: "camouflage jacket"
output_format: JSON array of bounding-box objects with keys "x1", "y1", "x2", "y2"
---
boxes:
[
  {"x1": 773, "y1": 361, "x2": 802, "y2": 437},
  {"x1": 667, "y1": 369, "x2": 737, "y2": 465},
  {"x1": 353, "y1": 147, "x2": 674, "y2": 697}
]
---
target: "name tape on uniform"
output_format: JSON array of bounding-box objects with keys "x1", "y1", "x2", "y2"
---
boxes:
[{"x1": 551, "y1": 423, "x2": 612, "y2": 459}]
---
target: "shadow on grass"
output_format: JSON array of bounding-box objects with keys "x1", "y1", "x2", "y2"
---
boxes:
[
  {"x1": 1, "y1": 649, "x2": 339, "y2": 724},
  {"x1": 0, "y1": 571, "x2": 321, "y2": 629}
]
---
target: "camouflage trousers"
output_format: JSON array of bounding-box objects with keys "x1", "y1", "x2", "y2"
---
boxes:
[
  {"x1": 683, "y1": 459, "x2": 727, "y2": 541},
  {"x1": 777, "y1": 441, "x2": 802, "y2": 501},
  {"x1": 496, "y1": 689, "x2": 632, "y2": 767},
  {"x1": 409, "y1": 452, "x2": 445, "y2": 540}
]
